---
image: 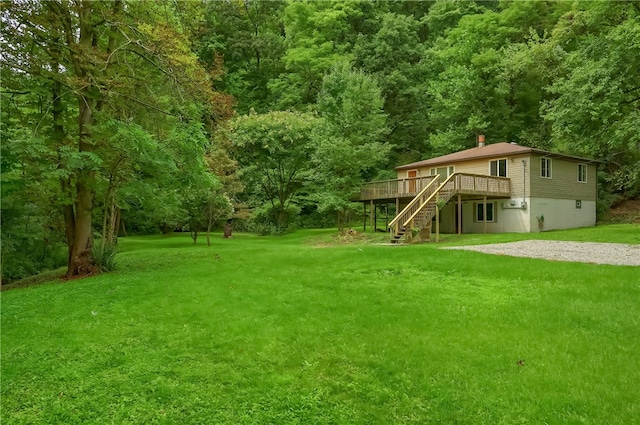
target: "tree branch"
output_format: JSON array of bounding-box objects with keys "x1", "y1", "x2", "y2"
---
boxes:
[
  {"x1": 0, "y1": 90, "x2": 32, "y2": 95},
  {"x1": 120, "y1": 94, "x2": 188, "y2": 120}
]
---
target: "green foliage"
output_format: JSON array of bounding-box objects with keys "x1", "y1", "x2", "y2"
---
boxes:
[
  {"x1": 0, "y1": 235, "x2": 67, "y2": 284},
  {"x1": 0, "y1": 113, "x2": 68, "y2": 282},
  {"x1": 316, "y1": 63, "x2": 388, "y2": 146},
  {"x1": 353, "y1": 12, "x2": 428, "y2": 161},
  {"x1": 269, "y1": 1, "x2": 372, "y2": 108},
  {"x1": 423, "y1": 1, "x2": 567, "y2": 154},
  {"x1": 230, "y1": 110, "x2": 319, "y2": 231},
  {"x1": 250, "y1": 203, "x2": 301, "y2": 235},
  {"x1": 91, "y1": 242, "x2": 118, "y2": 273},
  {"x1": 312, "y1": 63, "x2": 390, "y2": 230},
  {"x1": 1, "y1": 0, "x2": 234, "y2": 279},
  {"x1": 544, "y1": 2, "x2": 640, "y2": 197},
  {"x1": 197, "y1": 0, "x2": 287, "y2": 113},
  {"x1": 197, "y1": 0, "x2": 639, "y2": 216}
]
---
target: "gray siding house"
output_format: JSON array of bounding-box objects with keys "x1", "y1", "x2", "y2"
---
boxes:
[{"x1": 359, "y1": 141, "x2": 597, "y2": 242}]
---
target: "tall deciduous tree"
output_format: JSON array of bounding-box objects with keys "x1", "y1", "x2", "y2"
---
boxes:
[
  {"x1": 313, "y1": 63, "x2": 390, "y2": 231},
  {"x1": 423, "y1": 0, "x2": 569, "y2": 155},
  {"x1": 1, "y1": 0, "x2": 231, "y2": 277},
  {"x1": 544, "y1": 2, "x2": 640, "y2": 197},
  {"x1": 353, "y1": 12, "x2": 428, "y2": 164},
  {"x1": 229, "y1": 111, "x2": 318, "y2": 231},
  {"x1": 269, "y1": 1, "x2": 372, "y2": 108},
  {"x1": 197, "y1": 0, "x2": 287, "y2": 114}
]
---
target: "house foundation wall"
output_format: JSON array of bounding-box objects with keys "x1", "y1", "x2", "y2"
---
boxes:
[
  {"x1": 437, "y1": 199, "x2": 531, "y2": 234},
  {"x1": 438, "y1": 197, "x2": 595, "y2": 234},
  {"x1": 528, "y1": 198, "x2": 596, "y2": 232}
]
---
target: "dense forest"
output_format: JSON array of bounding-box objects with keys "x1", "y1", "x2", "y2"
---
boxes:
[{"x1": 2, "y1": 0, "x2": 639, "y2": 282}]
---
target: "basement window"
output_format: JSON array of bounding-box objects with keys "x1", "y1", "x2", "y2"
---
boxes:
[{"x1": 475, "y1": 202, "x2": 495, "y2": 222}]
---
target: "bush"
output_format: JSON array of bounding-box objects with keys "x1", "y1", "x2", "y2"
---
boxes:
[
  {"x1": 1, "y1": 236, "x2": 67, "y2": 284},
  {"x1": 91, "y1": 242, "x2": 118, "y2": 273},
  {"x1": 247, "y1": 203, "x2": 301, "y2": 235}
]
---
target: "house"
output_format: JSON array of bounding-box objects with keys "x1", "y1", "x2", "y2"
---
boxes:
[{"x1": 359, "y1": 139, "x2": 597, "y2": 242}]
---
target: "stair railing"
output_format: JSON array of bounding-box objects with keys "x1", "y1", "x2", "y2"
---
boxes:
[
  {"x1": 402, "y1": 173, "x2": 458, "y2": 229},
  {"x1": 388, "y1": 175, "x2": 441, "y2": 239}
]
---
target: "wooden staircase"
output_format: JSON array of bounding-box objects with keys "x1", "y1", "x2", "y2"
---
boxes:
[{"x1": 388, "y1": 174, "x2": 457, "y2": 243}]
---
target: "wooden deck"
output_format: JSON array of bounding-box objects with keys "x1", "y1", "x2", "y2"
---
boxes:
[
  {"x1": 359, "y1": 173, "x2": 511, "y2": 201},
  {"x1": 359, "y1": 176, "x2": 438, "y2": 201}
]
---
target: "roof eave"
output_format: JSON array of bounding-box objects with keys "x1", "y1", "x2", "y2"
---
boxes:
[
  {"x1": 394, "y1": 148, "x2": 534, "y2": 170},
  {"x1": 395, "y1": 147, "x2": 598, "y2": 170}
]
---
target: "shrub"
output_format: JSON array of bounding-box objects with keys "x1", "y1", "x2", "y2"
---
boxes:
[{"x1": 91, "y1": 242, "x2": 118, "y2": 273}]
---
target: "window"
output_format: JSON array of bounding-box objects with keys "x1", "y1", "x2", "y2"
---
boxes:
[
  {"x1": 541, "y1": 157, "x2": 552, "y2": 178},
  {"x1": 475, "y1": 202, "x2": 495, "y2": 222},
  {"x1": 430, "y1": 166, "x2": 454, "y2": 177},
  {"x1": 490, "y1": 159, "x2": 507, "y2": 177},
  {"x1": 578, "y1": 164, "x2": 587, "y2": 183}
]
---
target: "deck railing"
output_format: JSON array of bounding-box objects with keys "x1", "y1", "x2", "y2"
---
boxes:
[
  {"x1": 360, "y1": 173, "x2": 510, "y2": 201},
  {"x1": 453, "y1": 173, "x2": 511, "y2": 196},
  {"x1": 359, "y1": 175, "x2": 438, "y2": 200}
]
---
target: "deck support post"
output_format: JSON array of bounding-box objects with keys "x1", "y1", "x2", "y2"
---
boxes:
[
  {"x1": 373, "y1": 203, "x2": 377, "y2": 233},
  {"x1": 457, "y1": 194, "x2": 462, "y2": 235},
  {"x1": 435, "y1": 205, "x2": 440, "y2": 243},
  {"x1": 483, "y1": 195, "x2": 487, "y2": 234},
  {"x1": 363, "y1": 202, "x2": 366, "y2": 232},
  {"x1": 369, "y1": 199, "x2": 374, "y2": 233},
  {"x1": 385, "y1": 204, "x2": 389, "y2": 230}
]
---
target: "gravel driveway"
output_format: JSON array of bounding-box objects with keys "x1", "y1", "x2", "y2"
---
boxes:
[{"x1": 443, "y1": 240, "x2": 640, "y2": 266}]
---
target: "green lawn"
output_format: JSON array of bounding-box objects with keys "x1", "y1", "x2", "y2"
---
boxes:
[{"x1": 2, "y1": 225, "x2": 639, "y2": 424}]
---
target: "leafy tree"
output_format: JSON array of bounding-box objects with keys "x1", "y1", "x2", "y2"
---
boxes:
[
  {"x1": 423, "y1": 0, "x2": 486, "y2": 41},
  {"x1": 544, "y1": 2, "x2": 640, "y2": 198},
  {"x1": 269, "y1": 0, "x2": 373, "y2": 108},
  {"x1": 1, "y1": 0, "x2": 231, "y2": 277},
  {"x1": 204, "y1": 189, "x2": 235, "y2": 246},
  {"x1": 423, "y1": 0, "x2": 569, "y2": 154},
  {"x1": 0, "y1": 126, "x2": 67, "y2": 281},
  {"x1": 312, "y1": 63, "x2": 390, "y2": 231},
  {"x1": 229, "y1": 111, "x2": 319, "y2": 231},
  {"x1": 353, "y1": 12, "x2": 428, "y2": 164},
  {"x1": 197, "y1": 0, "x2": 287, "y2": 114}
]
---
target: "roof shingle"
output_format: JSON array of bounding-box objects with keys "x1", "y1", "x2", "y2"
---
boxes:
[{"x1": 395, "y1": 142, "x2": 595, "y2": 170}]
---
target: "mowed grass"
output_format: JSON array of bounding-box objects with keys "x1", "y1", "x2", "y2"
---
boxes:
[{"x1": 2, "y1": 225, "x2": 639, "y2": 424}]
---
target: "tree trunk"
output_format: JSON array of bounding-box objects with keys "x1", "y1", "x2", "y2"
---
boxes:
[
  {"x1": 53, "y1": 71, "x2": 76, "y2": 268},
  {"x1": 60, "y1": 1, "x2": 98, "y2": 277},
  {"x1": 120, "y1": 218, "x2": 128, "y2": 237},
  {"x1": 206, "y1": 215, "x2": 213, "y2": 246},
  {"x1": 68, "y1": 178, "x2": 94, "y2": 275},
  {"x1": 67, "y1": 82, "x2": 96, "y2": 275},
  {"x1": 112, "y1": 207, "x2": 120, "y2": 245},
  {"x1": 62, "y1": 186, "x2": 76, "y2": 270},
  {"x1": 337, "y1": 210, "x2": 346, "y2": 234},
  {"x1": 101, "y1": 193, "x2": 110, "y2": 256},
  {"x1": 101, "y1": 190, "x2": 119, "y2": 251},
  {"x1": 223, "y1": 222, "x2": 233, "y2": 238}
]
